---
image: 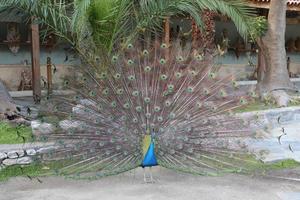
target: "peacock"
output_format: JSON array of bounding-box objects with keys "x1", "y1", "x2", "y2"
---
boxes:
[{"x1": 33, "y1": 39, "x2": 263, "y2": 181}]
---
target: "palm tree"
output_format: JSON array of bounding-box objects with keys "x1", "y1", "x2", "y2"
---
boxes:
[{"x1": 0, "y1": 0, "x2": 255, "y2": 55}]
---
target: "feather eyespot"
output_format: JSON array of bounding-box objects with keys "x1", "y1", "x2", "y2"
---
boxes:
[
  {"x1": 116, "y1": 88, "x2": 124, "y2": 95},
  {"x1": 136, "y1": 106, "x2": 142, "y2": 112},
  {"x1": 102, "y1": 88, "x2": 109, "y2": 95},
  {"x1": 187, "y1": 86, "x2": 194, "y2": 93},
  {"x1": 127, "y1": 59, "x2": 134, "y2": 65},
  {"x1": 176, "y1": 56, "x2": 184, "y2": 62},
  {"x1": 110, "y1": 101, "x2": 117, "y2": 108},
  {"x1": 160, "y1": 59, "x2": 166, "y2": 65},
  {"x1": 112, "y1": 55, "x2": 118, "y2": 62},
  {"x1": 128, "y1": 75, "x2": 136, "y2": 81},
  {"x1": 114, "y1": 73, "x2": 121, "y2": 79},
  {"x1": 145, "y1": 113, "x2": 151, "y2": 119},
  {"x1": 161, "y1": 43, "x2": 167, "y2": 49},
  {"x1": 100, "y1": 72, "x2": 107, "y2": 79},
  {"x1": 160, "y1": 74, "x2": 168, "y2": 80},
  {"x1": 208, "y1": 72, "x2": 216, "y2": 79},
  {"x1": 239, "y1": 97, "x2": 247, "y2": 105},
  {"x1": 165, "y1": 100, "x2": 171, "y2": 107},
  {"x1": 127, "y1": 43, "x2": 133, "y2": 49},
  {"x1": 64, "y1": 80, "x2": 70, "y2": 86},
  {"x1": 132, "y1": 90, "x2": 139, "y2": 96},
  {"x1": 167, "y1": 84, "x2": 174, "y2": 91},
  {"x1": 144, "y1": 66, "x2": 151, "y2": 72},
  {"x1": 175, "y1": 72, "x2": 182, "y2": 79},
  {"x1": 142, "y1": 50, "x2": 149, "y2": 56},
  {"x1": 89, "y1": 91, "x2": 96, "y2": 97},
  {"x1": 154, "y1": 106, "x2": 161, "y2": 112},
  {"x1": 157, "y1": 116, "x2": 163, "y2": 122},
  {"x1": 169, "y1": 112, "x2": 175, "y2": 119},
  {"x1": 144, "y1": 97, "x2": 151, "y2": 104},
  {"x1": 123, "y1": 102, "x2": 131, "y2": 109}
]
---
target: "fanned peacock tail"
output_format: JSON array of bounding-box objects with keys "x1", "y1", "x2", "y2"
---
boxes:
[{"x1": 35, "y1": 39, "x2": 259, "y2": 179}]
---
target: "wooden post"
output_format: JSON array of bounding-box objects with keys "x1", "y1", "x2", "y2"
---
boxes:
[
  {"x1": 30, "y1": 17, "x2": 41, "y2": 103},
  {"x1": 164, "y1": 17, "x2": 170, "y2": 60},
  {"x1": 46, "y1": 57, "x2": 53, "y2": 95}
]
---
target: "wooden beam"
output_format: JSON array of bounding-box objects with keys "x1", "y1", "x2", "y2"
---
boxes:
[
  {"x1": 164, "y1": 17, "x2": 170, "y2": 60},
  {"x1": 46, "y1": 57, "x2": 53, "y2": 96},
  {"x1": 30, "y1": 17, "x2": 41, "y2": 103}
]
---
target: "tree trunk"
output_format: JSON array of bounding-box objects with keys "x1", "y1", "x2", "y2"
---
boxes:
[
  {"x1": 0, "y1": 81, "x2": 18, "y2": 119},
  {"x1": 256, "y1": 0, "x2": 296, "y2": 106}
]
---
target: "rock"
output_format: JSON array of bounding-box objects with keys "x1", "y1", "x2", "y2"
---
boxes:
[
  {"x1": 17, "y1": 157, "x2": 32, "y2": 165},
  {"x1": 7, "y1": 150, "x2": 25, "y2": 158},
  {"x1": 26, "y1": 149, "x2": 36, "y2": 156},
  {"x1": 31, "y1": 120, "x2": 55, "y2": 135},
  {"x1": 36, "y1": 146, "x2": 56, "y2": 154},
  {"x1": 3, "y1": 158, "x2": 17, "y2": 166},
  {"x1": 2, "y1": 157, "x2": 33, "y2": 166},
  {"x1": 271, "y1": 90, "x2": 290, "y2": 107},
  {"x1": 0, "y1": 152, "x2": 7, "y2": 160}
]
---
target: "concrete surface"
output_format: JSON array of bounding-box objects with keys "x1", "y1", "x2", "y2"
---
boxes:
[{"x1": 0, "y1": 167, "x2": 300, "y2": 200}]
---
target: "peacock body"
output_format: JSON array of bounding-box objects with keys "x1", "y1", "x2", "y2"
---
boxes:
[{"x1": 37, "y1": 40, "x2": 258, "y2": 179}]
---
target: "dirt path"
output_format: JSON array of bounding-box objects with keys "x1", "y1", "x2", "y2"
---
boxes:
[{"x1": 1, "y1": 167, "x2": 300, "y2": 200}]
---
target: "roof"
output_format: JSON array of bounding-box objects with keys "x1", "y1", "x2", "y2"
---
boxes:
[
  {"x1": 249, "y1": 0, "x2": 300, "y2": 11},
  {"x1": 0, "y1": 9, "x2": 27, "y2": 23}
]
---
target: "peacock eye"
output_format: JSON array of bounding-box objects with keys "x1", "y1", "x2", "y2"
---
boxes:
[
  {"x1": 132, "y1": 118, "x2": 138, "y2": 123},
  {"x1": 132, "y1": 90, "x2": 139, "y2": 97},
  {"x1": 157, "y1": 116, "x2": 163, "y2": 122},
  {"x1": 89, "y1": 91, "x2": 96, "y2": 97},
  {"x1": 142, "y1": 50, "x2": 149, "y2": 56},
  {"x1": 175, "y1": 72, "x2": 182, "y2": 79},
  {"x1": 128, "y1": 75, "x2": 136, "y2": 81},
  {"x1": 160, "y1": 74, "x2": 168, "y2": 80},
  {"x1": 112, "y1": 55, "x2": 118, "y2": 62},
  {"x1": 144, "y1": 97, "x2": 151, "y2": 104},
  {"x1": 145, "y1": 113, "x2": 151, "y2": 119},
  {"x1": 249, "y1": 91, "x2": 257, "y2": 98},
  {"x1": 160, "y1": 59, "x2": 166, "y2": 65},
  {"x1": 102, "y1": 88, "x2": 109, "y2": 95},
  {"x1": 219, "y1": 89, "x2": 227, "y2": 97},
  {"x1": 208, "y1": 72, "x2": 216, "y2": 79},
  {"x1": 64, "y1": 80, "x2": 70, "y2": 86},
  {"x1": 144, "y1": 66, "x2": 151, "y2": 72},
  {"x1": 167, "y1": 84, "x2": 174, "y2": 91},
  {"x1": 161, "y1": 43, "x2": 167, "y2": 49},
  {"x1": 203, "y1": 88, "x2": 210, "y2": 95},
  {"x1": 110, "y1": 101, "x2": 117, "y2": 108},
  {"x1": 136, "y1": 106, "x2": 142, "y2": 112},
  {"x1": 114, "y1": 73, "x2": 121, "y2": 79},
  {"x1": 239, "y1": 97, "x2": 247, "y2": 105},
  {"x1": 116, "y1": 88, "x2": 124, "y2": 95},
  {"x1": 176, "y1": 56, "x2": 184, "y2": 62},
  {"x1": 127, "y1": 43, "x2": 133, "y2": 49},
  {"x1": 127, "y1": 59, "x2": 134, "y2": 65},
  {"x1": 165, "y1": 100, "x2": 171, "y2": 107},
  {"x1": 120, "y1": 115, "x2": 127, "y2": 121},
  {"x1": 187, "y1": 86, "x2": 194, "y2": 93},
  {"x1": 169, "y1": 112, "x2": 176, "y2": 119},
  {"x1": 232, "y1": 80, "x2": 238, "y2": 88},
  {"x1": 82, "y1": 76, "x2": 87, "y2": 82},
  {"x1": 123, "y1": 102, "x2": 131, "y2": 109},
  {"x1": 154, "y1": 106, "x2": 161, "y2": 112},
  {"x1": 195, "y1": 54, "x2": 203, "y2": 61},
  {"x1": 189, "y1": 70, "x2": 197, "y2": 76},
  {"x1": 100, "y1": 72, "x2": 107, "y2": 79}
]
